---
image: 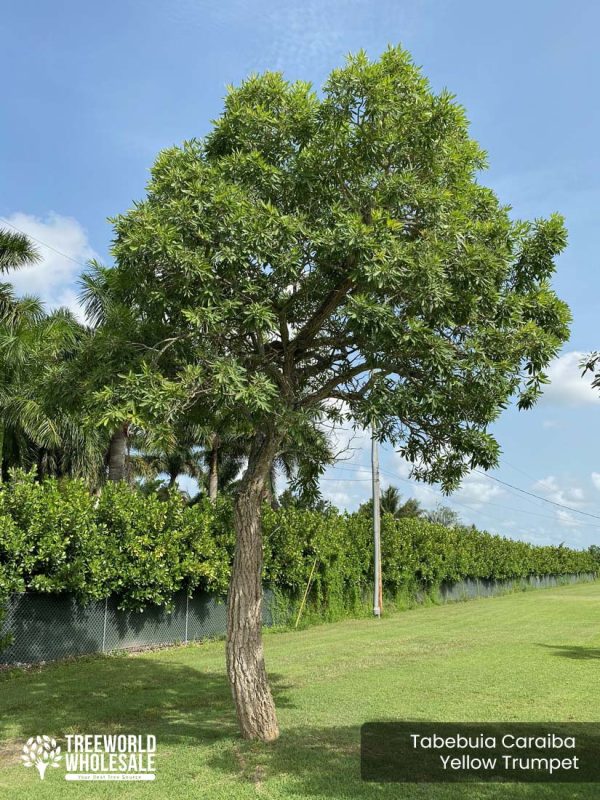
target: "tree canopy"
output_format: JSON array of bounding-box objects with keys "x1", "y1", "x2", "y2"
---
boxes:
[{"x1": 104, "y1": 47, "x2": 569, "y2": 493}]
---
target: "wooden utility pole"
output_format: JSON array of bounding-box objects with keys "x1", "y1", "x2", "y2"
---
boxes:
[{"x1": 372, "y1": 427, "x2": 382, "y2": 617}]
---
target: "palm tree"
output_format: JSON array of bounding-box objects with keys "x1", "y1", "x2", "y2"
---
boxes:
[
  {"x1": 358, "y1": 486, "x2": 424, "y2": 519},
  {"x1": 380, "y1": 485, "x2": 403, "y2": 516},
  {"x1": 0, "y1": 227, "x2": 39, "y2": 271},
  {"x1": 131, "y1": 421, "x2": 206, "y2": 488},
  {"x1": 395, "y1": 496, "x2": 424, "y2": 519},
  {"x1": 0, "y1": 228, "x2": 39, "y2": 322},
  {"x1": 272, "y1": 417, "x2": 335, "y2": 510},
  {"x1": 0, "y1": 230, "x2": 107, "y2": 483},
  {"x1": 79, "y1": 260, "x2": 150, "y2": 483},
  {"x1": 0, "y1": 302, "x2": 106, "y2": 482}
]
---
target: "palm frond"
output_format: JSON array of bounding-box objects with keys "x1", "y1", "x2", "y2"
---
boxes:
[{"x1": 0, "y1": 229, "x2": 40, "y2": 272}]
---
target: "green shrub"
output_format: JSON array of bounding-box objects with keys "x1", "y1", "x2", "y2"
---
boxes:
[{"x1": 0, "y1": 471, "x2": 596, "y2": 621}]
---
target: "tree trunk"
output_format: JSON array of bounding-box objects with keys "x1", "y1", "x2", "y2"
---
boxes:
[
  {"x1": 263, "y1": 464, "x2": 280, "y2": 510},
  {"x1": 107, "y1": 424, "x2": 128, "y2": 482},
  {"x1": 208, "y1": 433, "x2": 219, "y2": 502},
  {"x1": 226, "y1": 428, "x2": 280, "y2": 741}
]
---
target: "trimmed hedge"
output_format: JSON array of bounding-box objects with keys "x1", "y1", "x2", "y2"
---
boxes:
[{"x1": 0, "y1": 472, "x2": 596, "y2": 615}]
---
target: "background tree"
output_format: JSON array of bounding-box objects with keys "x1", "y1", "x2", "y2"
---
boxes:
[
  {"x1": 0, "y1": 229, "x2": 39, "y2": 318},
  {"x1": 426, "y1": 503, "x2": 461, "y2": 528},
  {"x1": 131, "y1": 422, "x2": 245, "y2": 500},
  {"x1": 131, "y1": 421, "x2": 206, "y2": 489},
  {"x1": 397, "y1": 496, "x2": 425, "y2": 519},
  {"x1": 0, "y1": 301, "x2": 106, "y2": 482},
  {"x1": 102, "y1": 47, "x2": 570, "y2": 740},
  {"x1": 0, "y1": 229, "x2": 105, "y2": 482},
  {"x1": 359, "y1": 485, "x2": 424, "y2": 519},
  {"x1": 587, "y1": 544, "x2": 600, "y2": 568},
  {"x1": 278, "y1": 487, "x2": 335, "y2": 513}
]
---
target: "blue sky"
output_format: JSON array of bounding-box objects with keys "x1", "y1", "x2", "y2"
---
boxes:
[{"x1": 2, "y1": 0, "x2": 600, "y2": 547}]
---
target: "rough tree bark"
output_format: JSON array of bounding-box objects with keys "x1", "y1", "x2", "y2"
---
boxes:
[
  {"x1": 226, "y1": 427, "x2": 280, "y2": 741},
  {"x1": 263, "y1": 464, "x2": 280, "y2": 510},
  {"x1": 107, "y1": 424, "x2": 128, "y2": 482},
  {"x1": 208, "y1": 433, "x2": 220, "y2": 503}
]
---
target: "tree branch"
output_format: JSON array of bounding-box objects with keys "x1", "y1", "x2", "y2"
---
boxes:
[{"x1": 289, "y1": 275, "x2": 354, "y2": 357}]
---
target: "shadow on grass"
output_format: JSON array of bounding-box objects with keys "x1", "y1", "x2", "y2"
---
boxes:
[
  {"x1": 0, "y1": 653, "x2": 293, "y2": 747},
  {"x1": 0, "y1": 655, "x2": 596, "y2": 799},
  {"x1": 205, "y1": 723, "x2": 595, "y2": 800},
  {"x1": 538, "y1": 644, "x2": 600, "y2": 660}
]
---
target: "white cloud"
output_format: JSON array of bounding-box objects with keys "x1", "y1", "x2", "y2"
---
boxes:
[
  {"x1": 542, "y1": 419, "x2": 560, "y2": 429},
  {"x1": 452, "y1": 471, "x2": 505, "y2": 509},
  {"x1": 1, "y1": 212, "x2": 97, "y2": 318},
  {"x1": 533, "y1": 475, "x2": 585, "y2": 507},
  {"x1": 555, "y1": 509, "x2": 583, "y2": 529},
  {"x1": 389, "y1": 451, "x2": 413, "y2": 481},
  {"x1": 539, "y1": 351, "x2": 599, "y2": 407},
  {"x1": 591, "y1": 473, "x2": 600, "y2": 492}
]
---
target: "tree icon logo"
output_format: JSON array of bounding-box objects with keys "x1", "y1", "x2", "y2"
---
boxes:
[{"x1": 21, "y1": 736, "x2": 62, "y2": 780}]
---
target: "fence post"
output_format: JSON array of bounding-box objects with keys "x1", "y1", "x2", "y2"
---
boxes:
[
  {"x1": 102, "y1": 597, "x2": 108, "y2": 653},
  {"x1": 185, "y1": 593, "x2": 189, "y2": 645}
]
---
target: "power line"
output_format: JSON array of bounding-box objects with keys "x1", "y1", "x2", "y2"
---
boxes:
[
  {"x1": 321, "y1": 476, "x2": 370, "y2": 482},
  {"x1": 0, "y1": 217, "x2": 91, "y2": 271},
  {"x1": 499, "y1": 458, "x2": 541, "y2": 485},
  {"x1": 325, "y1": 463, "x2": 501, "y2": 522},
  {"x1": 474, "y1": 470, "x2": 600, "y2": 522},
  {"x1": 324, "y1": 461, "x2": 600, "y2": 531}
]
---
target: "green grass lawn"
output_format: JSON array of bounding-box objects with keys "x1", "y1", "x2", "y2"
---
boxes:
[{"x1": 1, "y1": 581, "x2": 599, "y2": 799}]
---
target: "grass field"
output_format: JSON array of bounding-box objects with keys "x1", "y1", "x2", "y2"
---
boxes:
[{"x1": 0, "y1": 581, "x2": 599, "y2": 799}]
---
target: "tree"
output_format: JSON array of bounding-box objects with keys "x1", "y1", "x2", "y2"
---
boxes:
[
  {"x1": 0, "y1": 228, "x2": 40, "y2": 473},
  {"x1": 582, "y1": 354, "x2": 600, "y2": 394},
  {"x1": 131, "y1": 421, "x2": 206, "y2": 488},
  {"x1": 0, "y1": 228, "x2": 39, "y2": 272},
  {"x1": 588, "y1": 544, "x2": 600, "y2": 567},
  {"x1": 426, "y1": 503, "x2": 461, "y2": 528},
  {"x1": 102, "y1": 48, "x2": 570, "y2": 740},
  {"x1": 380, "y1": 485, "x2": 402, "y2": 516},
  {"x1": 0, "y1": 229, "x2": 104, "y2": 483},
  {"x1": 397, "y1": 496, "x2": 424, "y2": 519},
  {"x1": 358, "y1": 486, "x2": 424, "y2": 519},
  {"x1": 131, "y1": 422, "x2": 244, "y2": 500},
  {"x1": 78, "y1": 258, "x2": 180, "y2": 484},
  {"x1": 278, "y1": 487, "x2": 335, "y2": 513},
  {"x1": 0, "y1": 303, "x2": 105, "y2": 483}
]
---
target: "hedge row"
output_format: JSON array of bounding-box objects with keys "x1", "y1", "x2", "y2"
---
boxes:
[{"x1": 0, "y1": 472, "x2": 596, "y2": 613}]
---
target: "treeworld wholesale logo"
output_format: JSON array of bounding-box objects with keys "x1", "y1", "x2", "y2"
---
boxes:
[
  {"x1": 21, "y1": 734, "x2": 156, "y2": 781},
  {"x1": 21, "y1": 737, "x2": 62, "y2": 780}
]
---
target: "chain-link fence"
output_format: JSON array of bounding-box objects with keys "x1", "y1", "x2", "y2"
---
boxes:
[
  {"x1": 0, "y1": 589, "x2": 274, "y2": 666},
  {"x1": 437, "y1": 572, "x2": 597, "y2": 602},
  {"x1": 0, "y1": 573, "x2": 595, "y2": 666}
]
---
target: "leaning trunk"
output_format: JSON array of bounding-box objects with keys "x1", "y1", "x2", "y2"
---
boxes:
[
  {"x1": 208, "y1": 433, "x2": 219, "y2": 502},
  {"x1": 107, "y1": 425, "x2": 128, "y2": 482},
  {"x1": 226, "y1": 429, "x2": 280, "y2": 741}
]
